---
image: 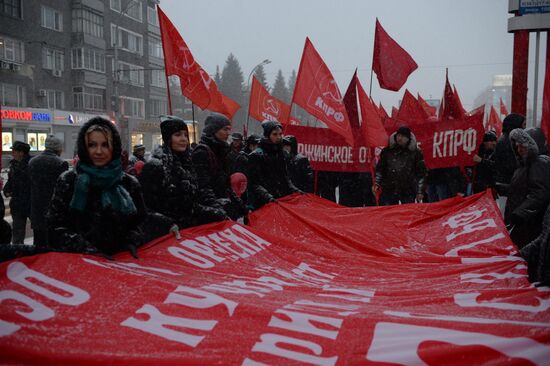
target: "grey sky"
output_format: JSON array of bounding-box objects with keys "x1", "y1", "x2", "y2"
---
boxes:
[{"x1": 160, "y1": 1, "x2": 534, "y2": 112}]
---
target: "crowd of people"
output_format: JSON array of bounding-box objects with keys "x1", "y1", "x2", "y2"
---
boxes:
[{"x1": 0, "y1": 113, "x2": 549, "y2": 285}]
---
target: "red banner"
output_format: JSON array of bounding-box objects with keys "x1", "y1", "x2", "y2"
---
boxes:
[
  {"x1": 284, "y1": 124, "x2": 371, "y2": 172},
  {"x1": 1, "y1": 192, "x2": 550, "y2": 364},
  {"x1": 384, "y1": 118, "x2": 485, "y2": 169},
  {"x1": 249, "y1": 76, "x2": 291, "y2": 124}
]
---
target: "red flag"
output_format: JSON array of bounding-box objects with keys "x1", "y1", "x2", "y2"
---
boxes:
[
  {"x1": 466, "y1": 104, "x2": 485, "y2": 126},
  {"x1": 391, "y1": 106, "x2": 399, "y2": 119},
  {"x1": 438, "y1": 71, "x2": 466, "y2": 121},
  {"x1": 487, "y1": 106, "x2": 502, "y2": 137},
  {"x1": 453, "y1": 85, "x2": 467, "y2": 116},
  {"x1": 158, "y1": 7, "x2": 239, "y2": 119},
  {"x1": 291, "y1": 38, "x2": 354, "y2": 145},
  {"x1": 372, "y1": 19, "x2": 418, "y2": 92},
  {"x1": 378, "y1": 102, "x2": 390, "y2": 120},
  {"x1": 417, "y1": 94, "x2": 437, "y2": 117},
  {"x1": 542, "y1": 35, "x2": 550, "y2": 144},
  {"x1": 343, "y1": 70, "x2": 361, "y2": 132},
  {"x1": 357, "y1": 77, "x2": 388, "y2": 147},
  {"x1": 248, "y1": 76, "x2": 291, "y2": 124},
  {"x1": 396, "y1": 89, "x2": 428, "y2": 123},
  {"x1": 500, "y1": 97, "x2": 509, "y2": 116}
]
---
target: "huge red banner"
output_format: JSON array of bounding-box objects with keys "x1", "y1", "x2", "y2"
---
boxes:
[
  {"x1": 284, "y1": 124, "x2": 371, "y2": 172},
  {"x1": 1, "y1": 192, "x2": 549, "y2": 364},
  {"x1": 1, "y1": 192, "x2": 550, "y2": 364}
]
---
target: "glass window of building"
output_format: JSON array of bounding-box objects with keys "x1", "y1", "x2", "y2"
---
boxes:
[
  {"x1": 0, "y1": 36, "x2": 24, "y2": 63},
  {"x1": 72, "y1": 8, "x2": 104, "y2": 39},
  {"x1": 151, "y1": 69, "x2": 166, "y2": 88},
  {"x1": 0, "y1": 82, "x2": 25, "y2": 107},
  {"x1": 147, "y1": 5, "x2": 158, "y2": 26},
  {"x1": 2, "y1": 132, "x2": 13, "y2": 152},
  {"x1": 115, "y1": 60, "x2": 144, "y2": 86},
  {"x1": 42, "y1": 48, "x2": 64, "y2": 71},
  {"x1": 71, "y1": 48, "x2": 105, "y2": 73},
  {"x1": 120, "y1": 97, "x2": 144, "y2": 118},
  {"x1": 1, "y1": 0, "x2": 22, "y2": 18},
  {"x1": 41, "y1": 6, "x2": 63, "y2": 32},
  {"x1": 149, "y1": 98, "x2": 167, "y2": 117},
  {"x1": 73, "y1": 86, "x2": 105, "y2": 111},
  {"x1": 131, "y1": 133, "x2": 143, "y2": 147},
  {"x1": 110, "y1": 0, "x2": 121, "y2": 12},
  {"x1": 111, "y1": 25, "x2": 143, "y2": 55},
  {"x1": 152, "y1": 134, "x2": 162, "y2": 149},
  {"x1": 46, "y1": 90, "x2": 64, "y2": 109},
  {"x1": 148, "y1": 36, "x2": 163, "y2": 59},
  {"x1": 111, "y1": 0, "x2": 142, "y2": 22}
]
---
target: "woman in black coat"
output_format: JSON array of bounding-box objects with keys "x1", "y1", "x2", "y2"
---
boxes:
[
  {"x1": 139, "y1": 116, "x2": 225, "y2": 232},
  {"x1": 47, "y1": 117, "x2": 146, "y2": 257}
]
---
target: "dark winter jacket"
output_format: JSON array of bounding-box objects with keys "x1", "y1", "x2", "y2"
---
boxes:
[
  {"x1": 472, "y1": 144, "x2": 496, "y2": 194},
  {"x1": 284, "y1": 136, "x2": 313, "y2": 193},
  {"x1": 46, "y1": 117, "x2": 147, "y2": 255},
  {"x1": 28, "y1": 151, "x2": 69, "y2": 228},
  {"x1": 495, "y1": 115, "x2": 525, "y2": 186},
  {"x1": 521, "y1": 203, "x2": 550, "y2": 286},
  {"x1": 248, "y1": 138, "x2": 300, "y2": 208},
  {"x1": 140, "y1": 145, "x2": 226, "y2": 230},
  {"x1": 338, "y1": 172, "x2": 374, "y2": 207},
  {"x1": 375, "y1": 132, "x2": 427, "y2": 195},
  {"x1": 192, "y1": 135, "x2": 247, "y2": 220},
  {"x1": 3, "y1": 155, "x2": 31, "y2": 216},
  {"x1": 504, "y1": 128, "x2": 550, "y2": 248}
]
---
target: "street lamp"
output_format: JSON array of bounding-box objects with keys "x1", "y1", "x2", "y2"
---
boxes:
[{"x1": 245, "y1": 59, "x2": 271, "y2": 136}]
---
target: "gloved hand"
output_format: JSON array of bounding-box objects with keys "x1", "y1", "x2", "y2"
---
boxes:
[
  {"x1": 127, "y1": 244, "x2": 139, "y2": 259},
  {"x1": 169, "y1": 224, "x2": 181, "y2": 240}
]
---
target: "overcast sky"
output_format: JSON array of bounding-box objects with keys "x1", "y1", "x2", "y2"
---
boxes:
[{"x1": 160, "y1": 0, "x2": 544, "y2": 112}]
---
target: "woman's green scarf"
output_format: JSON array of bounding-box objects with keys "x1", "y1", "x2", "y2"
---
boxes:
[{"x1": 70, "y1": 158, "x2": 136, "y2": 215}]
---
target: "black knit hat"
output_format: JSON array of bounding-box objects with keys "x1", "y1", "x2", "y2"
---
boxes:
[
  {"x1": 261, "y1": 120, "x2": 283, "y2": 138},
  {"x1": 395, "y1": 126, "x2": 412, "y2": 140},
  {"x1": 502, "y1": 113, "x2": 525, "y2": 133},
  {"x1": 483, "y1": 131, "x2": 497, "y2": 142},
  {"x1": 160, "y1": 115, "x2": 188, "y2": 145},
  {"x1": 203, "y1": 114, "x2": 231, "y2": 137},
  {"x1": 11, "y1": 140, "x2": 30, "y2": 153}
]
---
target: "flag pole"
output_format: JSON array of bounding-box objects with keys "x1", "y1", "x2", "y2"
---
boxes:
[
  {"x1": 192, "y1": 103, "x2": 197, "y2": 144},
  {"x1": 158, "y1": 8, "x2": 173, "y2": 115},
  {"x1": 369, "y1": 68, "x2": 374, "y2": 96}
]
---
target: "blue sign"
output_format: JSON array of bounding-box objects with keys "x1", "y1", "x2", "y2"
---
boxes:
[{"x1": 519, "y1": 0, "x2": 550, "y2": 15}]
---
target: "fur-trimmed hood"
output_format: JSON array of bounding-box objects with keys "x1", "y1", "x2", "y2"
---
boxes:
[
  {"x1": 388, "y1": 131, "x2": 419, "y2": 151},
  {"x1": 509, "y1": 128, "x2": 539, "y2": 165},
  {"x1": 76, "y1": 117, "x2": 122, "y2": 165}
]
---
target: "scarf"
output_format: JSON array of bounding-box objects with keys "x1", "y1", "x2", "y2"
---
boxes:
[{"x1": 70, "y1": 159, "x2": 136, "y2": 215}]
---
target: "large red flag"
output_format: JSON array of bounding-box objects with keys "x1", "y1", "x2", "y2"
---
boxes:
[
  {"x1": 542, "y1": 35, "x2": 550, "y2": 144},
  {"x1": 248, "y1": 76, "x2": 291, "y2": 124},
  {"x1": 158, "y1": 7, "x2": 239, "y2": 119},
  {"x1": 291, "y1": 38, "x2": 354, "y2": 145},
  {"x1": 343, "y1": 70, "x2": 361, "y2": 132},
  {"x1": 372, "y1": 19, "x2": 418, "y2": 92},
  {"x1": 396, "y1": 89, "x2": 428, "y2": 123},
  {"x1": 378, "y1": 102, "x2": 390, "y2": 120},
  {"x1": 466, "y1": 104, "x2": 485, "y2": 126},
  {"x1": 487, "y1": 105, "x2": 503, "y2": 137},
  {"x1": 500, "y1": 97, "x2": 509, "y2": 116},
  {"x1": 418, "y1": 93, "x2": 437, "y2": 117},
  {"x1": 357, "y1": 76, "x2": 389, "y2": 147},
  {"x1": 438, "y1": 71, "x2": 466, "y2": 121}
]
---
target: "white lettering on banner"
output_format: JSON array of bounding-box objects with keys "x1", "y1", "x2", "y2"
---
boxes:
[
  {"x1": 82, "y1": 258, "x2": 183, "y2": 277},
  {"x1": 286, "y1": 300, "x2": 360, "y2": 317},
  {"x1": 460, "y1": 264, "x2": 527, "y2": 284},
  {"x1": 445, "y1": 218, "x2": 496, "y2": 242},
  {"x1": 366, "y1": 322, "x2": 550, "y2": 365},
  {"x1": 318, "y1": 285, "x2": 375, "y2": 304},
  {"x1": 7, "y1": 262, "x2": 89, "y2": 306},
  {"x1": 359, "y1": 147, "x2": 368, "y2": 164},
  {"x1": 0, "y1": 290, "x2": 55, "y2": 337},
  {"x1": 252, "y1": 333, "x2": 338, "y2": 366},
  {"x1": 385, "y1": 310, "x2": 550, "y2": 328},
  {"x1": 168, "y1": 224, "x2": 272, "y2": 269},
  {"x1": 242, "y1": 358, "x2": 269, "y2": 366},
  {"x1": 454, "y1": 292, "x2": 550, "y2": 313},
  {"x1": 298, "y1": 143, "x2": 354, "y2": 164},
  {"x1": 433, "y1": 128, "x2": 477, "y2": 158},
  {"x1": 461, "y1": 256, "x2": 524, "y2": 264},
  {"x1": 269, "y1": 309, "x2": 343, "y2": 340},
  {"x1": 444, "y1": 233, "x2": 507, "y2": 257},
  {"x1": 314, "y1": 97, "x2": 344, "y2": 123},
  {"x1": 121, "y1": 285, "x2": 237, "y2": 348}
]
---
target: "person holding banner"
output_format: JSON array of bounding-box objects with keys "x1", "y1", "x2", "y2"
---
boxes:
[
  {"x1": 47, "y1": 117, "x2": 146, "y2": 258},
  {"x1": 282, "y1": 135, "x2": 313, "y2": 193},
  {"x1": 374, "y1": 126, "x2": 427, "y2": 205},
  {"x1": 472, "y1": 131, "x2": 497, "y2": 196},
  {"x1": 248, "y1": 121, "x2": 301, "y2": 208}
]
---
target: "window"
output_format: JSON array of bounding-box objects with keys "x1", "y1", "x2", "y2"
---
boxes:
[
  {"x1": 131, "y1": 133, "x2": 143, "y2": 147},
  {"x1": 72, "y1": 8, "x2": 104, "y2": 38},
  {"x1": 46, "y1": 90, "x2": 64, "y2": 109},
  {"x1": 151, "y1": 69, "x2": 166, "y2": 88},
  {"x1": 0, "y1": 36, "x2": 24, "y2": 63},
  {"x1": 72, "y1": 48, "x2": 105, "y2": 73},
  {"x1": 111, "y1": 0, "x2": 142, "y2": 22},
  {"x1": 149, "y1": 98, "x2": 167, "y2": 117},
  {"x1": 1, "y1": 0, "x2": 22, "y2": 18},
  {"x1": 2, "y1": 132, "x2": 13, "y2": 152},
  {"x1": 120, "y1": 96, "x2": 144, "y2": 118},
  {"x1": 0, "y1": 82, "x2": 25, "y2": 107},
  {"x1": 42, "y1": 48, "x2": 64, "y2": 71},
  {"x1": 73, "y1": 85, "x2": 105, "y2": 111},
  {"x1": 147, "y1": 5, "x2": 158, "y2": 26},
  {"x1": 27, "y1": 132, "x2": 48, "y2": 152},
  {"x1": 41, "y1": 6, "x2": 63, "y2": 31},
  {"x1": 148, "y1": 36, "x2": 163, "y2": 59},
  {"x1": 111, "y1": 24, "x2": 143, "y2": 55},
  {"x1": 115, "y1": 61, "x2": 143, "y2": 86},
  {"x1": 152, "y1": 134, "x2": 162, "y2": 149}
]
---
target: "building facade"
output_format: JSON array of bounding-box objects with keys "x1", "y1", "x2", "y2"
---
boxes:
[{"x1": 0, "y1": 0, "x2": 194, "y2": 166}]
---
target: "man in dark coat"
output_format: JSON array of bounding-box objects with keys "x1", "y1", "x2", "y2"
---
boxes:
[
  {"x1": 248, "y1": 121, "x2": 300, "y2": 208},
  {"x1": 28, "y1": 136, "x2": 69, "y2": 247},
  {"x1": 3, "y1": 141, "x2": 31, "y2": 244},
  {"x1": 227, "y1": 132, "x2": 243, "y2": 174},
  {"x1": 504, "y1": 128, "x2": 550, "y2": 249},
  {"x1": 495, "y1": 113, "x2": 526, "y2": 188},
  {"x1": 233, "y1": 134, "x2": 260, "y2": 176},
  {"x1": 282, "y1": 135, "x2": 313, "y2": 193},
  {"x1": 192, "y1": 114, "x2": 247, "y2": 220},
  {"x1": 338, "y1": 172, "x2": 375, "y2": 207},
  {"x1": 374, "y1": 126, "x2": 427, "y2": 205},
  {"x1": 472, "y1": 131, "x2": 497, "y2": 195}
]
